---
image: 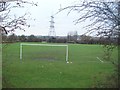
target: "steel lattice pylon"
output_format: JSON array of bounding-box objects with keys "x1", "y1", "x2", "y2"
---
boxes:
[{"x1": 48, "y1": 15, "x2": 56, "y2": 37}]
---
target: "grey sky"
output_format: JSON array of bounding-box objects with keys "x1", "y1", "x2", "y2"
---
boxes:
[{"x1": 11, "y1": 0, "x2": 90, "y2": 36}]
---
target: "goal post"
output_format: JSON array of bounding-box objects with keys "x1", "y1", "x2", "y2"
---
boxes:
[{"x1": 20, "y1": 43, "x2": 69, "y2": 62}]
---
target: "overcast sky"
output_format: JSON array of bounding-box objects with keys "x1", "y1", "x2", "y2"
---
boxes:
[{"x1": 10, "y1": 0, "x2": 91, "y2": 36}]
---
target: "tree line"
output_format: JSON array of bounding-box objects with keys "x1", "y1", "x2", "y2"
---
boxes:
[{"x1": 2, "y1": 33, "x2": 118, "y2": 45}]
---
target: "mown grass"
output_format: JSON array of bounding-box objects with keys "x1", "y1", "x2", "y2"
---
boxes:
[
  {"x1": 0, "y1": 44, "x2": 2, "y2": 89},
  {"x1": 2, "y1": 42, "x2": 118, "y2": 88}
]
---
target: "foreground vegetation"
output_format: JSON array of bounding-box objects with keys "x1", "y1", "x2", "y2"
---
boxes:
[{"x1": 2, "y1": 42, "x2": 118, "y2": 88}]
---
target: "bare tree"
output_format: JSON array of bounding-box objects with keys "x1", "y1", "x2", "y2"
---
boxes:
[
  {"x1": 58, "y1": 0, "x2": 119, "y2": 87},
  {"x1": 67, "y1": 31, "x2": 78, "y2": 43},
  {"x1": 59, "y1": 0, "x2": 119, "y2": 44},
  {"x1": 59, "y1": 0, "x2": 119, "y2": 60},
  {"x1": 0, "y1": 0, "x2": 37, "y2": 34}
]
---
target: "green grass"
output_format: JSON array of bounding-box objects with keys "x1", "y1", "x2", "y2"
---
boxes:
[
  {"x1": 0, "y1": 44, "x2": 2, "y2": 89},
  {"x1": 2, "y1": 43, "x2": 118, "y2": 88}
]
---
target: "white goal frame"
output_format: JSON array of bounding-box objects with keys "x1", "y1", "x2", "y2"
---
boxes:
[{"x1": 20, "y1": 43, "x2": 69, "y2": 62}]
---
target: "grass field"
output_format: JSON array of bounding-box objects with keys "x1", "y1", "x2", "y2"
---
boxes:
[
  {"x1": 0, "y1": 44, "x2": 2, "y2": 89},
  {"x1": 2, "y1": 42, "x2": 118, "y2": 88}
]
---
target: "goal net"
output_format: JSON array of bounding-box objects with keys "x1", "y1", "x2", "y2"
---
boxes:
[{"x1": 20, "y1": 43, "x2": 68, "y2": 62}]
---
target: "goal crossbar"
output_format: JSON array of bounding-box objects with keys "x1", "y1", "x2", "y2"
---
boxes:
[{"x1": 20, "y1": 43, "x2": 69, "y2": 62}]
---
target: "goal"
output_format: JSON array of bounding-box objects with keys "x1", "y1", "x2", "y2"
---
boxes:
[{"x1": 20, "y1": 43, "x2": 69, "y2": 62}]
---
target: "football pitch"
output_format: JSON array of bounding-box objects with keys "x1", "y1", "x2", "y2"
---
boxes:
[{"x1": 2, "y1": 42, "x2": 118, "y2": 88}]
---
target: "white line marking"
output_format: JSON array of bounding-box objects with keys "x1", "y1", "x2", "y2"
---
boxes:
[{"x1": 96, "y1": 57, "x2": 104, "y2": 63}]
